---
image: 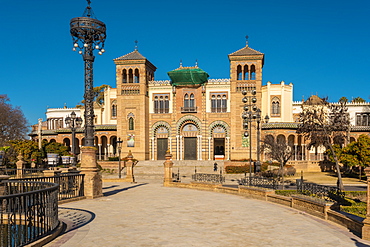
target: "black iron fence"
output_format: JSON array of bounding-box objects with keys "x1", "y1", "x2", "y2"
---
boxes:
[
  {"x1": 0, "y1": 168, "x2": 47, "y2": 178},
  {"x1": 238, "y1": 176, "x2": 278, "y2": 189},
  {"x1": 192, "y1": 169, "x2": 225, "y2": 184},
  {"x1": 15, "y1": 174, "x2": 85, "y2": 202},
  {"x1": 296, "y1": 180, "x2": 344, "y2": 203},
  {"x1": 0, "y1": 181, "x2": 59, "y2": 247}
]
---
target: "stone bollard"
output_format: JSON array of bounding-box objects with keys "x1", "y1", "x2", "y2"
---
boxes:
[
  {"x1": 16, "y1": 154, "x2": 26, "y2": 178},
  {"x1": 163, "y1": 150, "x2": 173, "y2": 186},
  {"x1": 362, "y1": 167, "x2": 370, "y2": 240},
  {"x1": 80, "y1": 146, "x2": 103, "y2": 199},
  {"x1": 0, "y1": 175, "x2": 10, "y2": 196},
  {"x1": 123, "y1": 150, "x2": 136, "y2": 183}
]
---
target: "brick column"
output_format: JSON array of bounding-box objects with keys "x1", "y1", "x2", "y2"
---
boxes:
[
  {"x1": 362, "y1": 167, "x2": 370, "y2": 240},
  {"x1": 163, "y1": 150, "x2": 173, "y2": 186},
  {"x1": 80, "y1": 146, "x2": 102, "y2": 199}
]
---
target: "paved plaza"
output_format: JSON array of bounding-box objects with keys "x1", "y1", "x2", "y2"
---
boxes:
[{"x1": 46, "y1": 179, "x2": 370, "y2": 247}]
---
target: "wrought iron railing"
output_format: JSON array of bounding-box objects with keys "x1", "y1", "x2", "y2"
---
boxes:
[
  {"x1": 192, "y1": 169, "x2": 225, "y2": 184},
  {"x1": 296, "y1": 180, "x2": 344, "y2": 203},
  {"x1": 15, "y1": 174, "x2": 85, "y2": 202},
  {"x1": 0, "y1": 181, "x2": 59, "y2": 247},
  {"x1": 238, "y1": 176, "x2": 278, "y2": 189},
  {"x1": 0, "y1": 168, "x2": 47, "y2": 178}
]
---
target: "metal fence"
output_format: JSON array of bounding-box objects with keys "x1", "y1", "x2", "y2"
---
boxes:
[
  {"x1": 238, "y1": 176, "x2": 278, "y2": 189},
  {"x1": 296, "y1": 180, "x2": 344, "y2": 202},
  {"x1": 0, "y1": 181, "x2": 59, "y2": 247},
  {"x1": 192, "y1": 169, "x2": 225, "y2": 184},
  {"x1": 0, "y1": 168, "x2": 47, "y2": 178},
  {"x1": 15, "y1": 174, "x2": 85, "y2": 202}
]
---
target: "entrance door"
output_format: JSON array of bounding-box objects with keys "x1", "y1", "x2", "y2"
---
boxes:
[
  {"x1": 214, "y1": 138, "x2": 225, "y2": 159},
  {"x1": 184, "y1": 137, "x2": 197, "y2": 160},
  {"x1": 157, "y1": 138, "x2": 168, "y2": 160}
]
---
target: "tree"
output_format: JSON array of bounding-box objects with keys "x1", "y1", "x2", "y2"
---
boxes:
[
  {"x1": 0, "y1": 95, "x2": 28, "y2": 146},
  {"x1": 77, "y1": 84, "x2": 111, "y2": 107},
  {"x1": 261, "y1": 135, "x2": 293, "y2": 188},
  {"x1": 297, "y1": 96, "x2": 350, "y2": 190},
  {"x1": 351, "y1": 97, "x2": 366, "y2": 103},
  {"x1": 340, "y1": 135, "x2": 370, "y2": 180},
  {"x1": 339, "y1": 97, "x2": 348, "y2": 104},
  {"x1": 7, "y1": 140, "x2": 43, "y2": 165}
]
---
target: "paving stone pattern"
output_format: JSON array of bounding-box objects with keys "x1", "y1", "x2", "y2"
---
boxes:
[{"x1": 46, "y1": 180, "x2": 370, "y2": 247}]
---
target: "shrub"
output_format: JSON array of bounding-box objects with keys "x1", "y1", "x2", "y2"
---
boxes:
[
  {"x1": 108, "y1": 157, "x2": 119, "y2": 161},
  {"x1": 225, "y1": 165, "x2": 251, "y2": 174}
]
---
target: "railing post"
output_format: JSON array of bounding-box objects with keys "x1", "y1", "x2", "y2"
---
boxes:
[
  {"x1": 163, "y1": 150, "x2": 174, "y2": 186},
  {"x1": 362, "y1": 167, "x2": 370, "y2": 240},
  {"x1": 123, "y1": 150, "x2": 136, "y2": 183}
]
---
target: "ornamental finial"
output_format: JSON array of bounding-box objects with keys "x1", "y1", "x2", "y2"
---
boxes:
[
  {"x1": 134, "y1": 40, "x2": 138, "y2": 51},
  {"x1": 246, "y1": 35, "x2": 249, "y2": 46}
]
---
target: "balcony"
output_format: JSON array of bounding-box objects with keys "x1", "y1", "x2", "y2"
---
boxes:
[{"x1": 181, "y1": 106, "x2": 197, "y2": 113}]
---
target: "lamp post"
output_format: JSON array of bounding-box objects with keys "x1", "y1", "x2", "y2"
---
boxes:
[
  {"x1": 241, "y1": 89, "x2": 260, "y2": 185},
  {"x1": 116, "y1": 138, "x2": 123, "y2": 178},
  {"x1": 256, "y1": 113, "x2": 270, "y2": 172},
  {"x1": 70, "y1": 0, "x2": 106, "y2": 147},
  {"x1": 65, "y1": 111, "x2": 83, "y2": 167}
]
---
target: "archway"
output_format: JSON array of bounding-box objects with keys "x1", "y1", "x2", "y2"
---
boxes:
[{"x1": 181, "y1": 123, "x2": 198, "y2": 160}]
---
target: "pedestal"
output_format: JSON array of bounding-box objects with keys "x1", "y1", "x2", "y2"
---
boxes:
[
  {"x1": 80, "y1": 146, "x2": 102, "y2": 199},
  {"x1": 362, "y1": 167, "x2": 370, "y2": 240},
  {"x1": 123, "y1": 151, "x2": 136, "y2": 183},
  {"x1": 163, "y1": 150, "x2": 174, "y2": 186}
]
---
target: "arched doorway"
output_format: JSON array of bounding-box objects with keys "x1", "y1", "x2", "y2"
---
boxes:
[
  {"x1": 156, "y1": 127, "x2": 169, "y2": 160},
  {"x1": 212, "y1": 126, "x2": 226, "y2": 160},
  {"x1": 181, "y1": 123, "x2": 198, "y2": 160}
]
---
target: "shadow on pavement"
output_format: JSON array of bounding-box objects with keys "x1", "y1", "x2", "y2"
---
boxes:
[
  {"x1": 103, "y1": 183, "x2": 148, "y2": 197},
  {"x1": 58, "y1": 207, "x2": 95, "y2": 233},
  {"x1": 102, "y1": 185, "x2": 120, "y2": 190}
]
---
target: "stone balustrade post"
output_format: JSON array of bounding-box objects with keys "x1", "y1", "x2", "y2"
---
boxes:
[
  {"x1": 163, "y1": 150, "x2": 174, "y2": 186},
  {"x1": 362, "y1": 167, "x2": 370, "y2": 240},
  {"x1": 16, "y1": 154, "x2": 26, "y2": 178},
  {"x1": 123, "y1": 150, "x2": 136, "y2": 183},
  {"x1": 80, "y1": 146, "x2": 103, "y2": 199}
]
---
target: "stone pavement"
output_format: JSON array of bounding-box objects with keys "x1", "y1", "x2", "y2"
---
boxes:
[{"x1": 46, "y1": 179, "x2": 370, "y2": 247}]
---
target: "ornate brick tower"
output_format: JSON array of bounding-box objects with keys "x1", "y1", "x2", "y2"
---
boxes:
[
  {"x1": 113, "y1": 48, "x2": 156, "y2": 160},
  {"x1": 228, "y1": 42, "x2": 264, "y2": 160}
]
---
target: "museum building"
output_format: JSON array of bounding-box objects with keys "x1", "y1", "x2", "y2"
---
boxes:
[{"x1": 30, "y1": 43, "x2": 370, "y2": 165}]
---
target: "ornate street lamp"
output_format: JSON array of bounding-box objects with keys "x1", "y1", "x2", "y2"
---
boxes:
[
  {"x1": 242, "y1": 89, "x2": 260, "y2": 185},
  {"x1": 70, "y1": 0, "x2": 106, "y2": 147},
  {"x1": 116, "y1": 138, "x2": 123, "y2": 178},
  {"x1": 65, "y1": 111, "x2": 83, "y2": 166}
]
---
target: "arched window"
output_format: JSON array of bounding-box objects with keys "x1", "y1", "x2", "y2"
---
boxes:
[
  {"x1": 211, "y1": 93, "x2": 227, "y2": 112},
  {"x1": 184, "y1": 94, "x2": 189, "y2": 108},
  {"x1": 243, "y1": 65, "x2": 249, "y2": 80},
  {"x1": 153, "y1": 94, "x2": 170, "y2": 113},
  {"x1": 237, "y1": 65, "x2": 242, "y2": 80},
  {"x1": 250, "y1": 65, "x2": 256, "y2": 80},
  {"x1": 154, "y1": 96, "x2": 159, "y2": 113},
  {"x1": 128, "y1": 69, "x2": 133, "y2": 83},
  {"x1": 164, "y1": 96, "x2": 169, "y2": 113},
  {"x1": 134, "y1": 68, "x2": 140, "y2": 83},
  {"x1": 221, "y1": 95, "x2": 227, "y2": 112},
  {"x1": 111, "y1": 101, "x2": 117, "y2": 118},
  {"x1": 129, "y1": 117, "x2": 134, "y2": 130},
  {"x1": 271, "y1": 97, "x2": 280, "y2": 116},
  {"x1": 122, "y1": 69, "x2": 127, "y2": 83},
  {"x1": 189, "y1": 94, "x2": 195, "y2": 108}
]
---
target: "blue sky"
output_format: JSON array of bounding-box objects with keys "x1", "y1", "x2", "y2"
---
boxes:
[{"x1": 1, "y1": 0, "x2": 370, "y2": 126}]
